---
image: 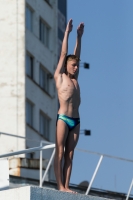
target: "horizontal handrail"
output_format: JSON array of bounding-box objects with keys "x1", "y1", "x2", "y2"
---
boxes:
[
  {"x1": 42, "y1": 144, "x2": 55, "y2": 150},
  {"x1": 0, "y1": 146, "x2": 41, "y2": 158},
  {"x1": 0, "y1": 144, "x2": 55, "y2": 159},
  {"x1": 76, "y1": 148, "x2": 133, "y2": 163},
  {"x1": 0, "y1": 132, "x2": 52, "y2": 145}
]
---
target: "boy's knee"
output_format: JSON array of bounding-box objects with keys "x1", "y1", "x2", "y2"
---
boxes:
[
  {"x1": 55, "y1": 149, "x2": 64, "y2": 160},
  {"x1": 64, "y1": 150, "x2": 74, "y2": 162}
]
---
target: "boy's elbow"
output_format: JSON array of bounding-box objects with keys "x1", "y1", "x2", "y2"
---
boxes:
[
  {"x1": 54, "y1": 73, "x2": 57, "y2": 80},
  {"x1": 54, "y1": 72, "x2": 58, "y2": 80}
]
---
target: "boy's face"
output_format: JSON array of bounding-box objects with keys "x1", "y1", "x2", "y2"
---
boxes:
[{"x1": 66, "y1": 59, "x2": 79, "y2": 75}]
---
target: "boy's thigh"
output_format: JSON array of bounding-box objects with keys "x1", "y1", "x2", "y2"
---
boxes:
[
  {"x1": 56, "y1": 119, "x2": 69, "y2": 147},
  {"x1": 65, "y1": 123, "x2": 80, "y2": 152}
]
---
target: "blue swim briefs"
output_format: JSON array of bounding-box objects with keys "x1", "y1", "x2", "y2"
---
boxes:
[{"x1": 56, "y1": 114, "x2": 80, "y2": 131}]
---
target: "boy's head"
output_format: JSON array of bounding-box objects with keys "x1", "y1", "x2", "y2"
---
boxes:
[{"x1": 65, "y1": 54, "x2": 80, "y2": 76}]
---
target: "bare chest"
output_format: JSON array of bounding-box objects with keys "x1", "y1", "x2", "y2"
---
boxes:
[{"x1": 58, "y1": 76, "x2": 80, "y2": 100}]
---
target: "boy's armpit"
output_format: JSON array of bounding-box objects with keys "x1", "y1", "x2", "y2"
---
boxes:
[{"x1": 55, "y1": 74, "x2": 63, "y2": 89}]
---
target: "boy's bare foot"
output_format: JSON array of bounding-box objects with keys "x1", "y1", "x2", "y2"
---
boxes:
[
  {"x1": 65, "y1": 188, "x2": 77, "y2": 194},
  {"x1": 59, "y1": 187, "x2": 70, "y2": 193},
  {"x1": 59, "y1": 187, "x2": 77, "y2": 194}
]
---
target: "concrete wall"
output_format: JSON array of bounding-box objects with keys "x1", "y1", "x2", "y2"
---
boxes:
[
  {"x1": 0, "y1": 159, "x2": 9, "y2": 191},
  {"x1": 9, "y1": 157, "x2": 49, "y2": 181},
  {"x1": 0, "y1": 0, "x2": 25, "y2": 154}
]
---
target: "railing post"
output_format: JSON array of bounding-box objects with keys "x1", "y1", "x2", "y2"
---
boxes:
[
  {"x1": 85, "y1": 155, "x2": 103, "y2": 195},
  {"x1": 126, "y1": 178, "x2": 133, "y2": 200},
  {"x1": 41, "y1": 148, "x2": 55, "y2": 185},
  {"x1": 39, "y1": 141, "x2": 43, "y2": 187}
]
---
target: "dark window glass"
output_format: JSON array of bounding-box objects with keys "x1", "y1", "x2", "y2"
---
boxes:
[
  {"x1": 26, "y1": 6, "x2": 33, "y2": 31},
  {"x1": 40, "y1": 112, "x2": 49, "y2": 139},
  {"x1": 39, "y1": 19, "x2": 50, "y2": 48},
  {"x1": 39, "y1": 66, "x2": 49, "y2": 93},
  {"x1": 26, "y1": 54, "x2": 33, "y2": 79},
  {"x1": 26, "y1": 100, "x2": 34, "y2": 127}
]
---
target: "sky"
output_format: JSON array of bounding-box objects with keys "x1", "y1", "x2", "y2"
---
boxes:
[{"x1": 67, "y1": 0, "x2": 133, "y2": 194}]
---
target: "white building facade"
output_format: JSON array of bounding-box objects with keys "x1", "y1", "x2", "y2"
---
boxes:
[{"x1": 0, "y1": 0, "x2": 67, "y2": 181}]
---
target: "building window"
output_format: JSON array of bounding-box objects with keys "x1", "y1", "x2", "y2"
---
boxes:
[
  {"x1": 40, "y1": 111, "x2": 50, "y2": 140},
  {"x1": 58, "y1": 10, "x2": 66, "y2": 33},
  {"x1": 26, "y1": 53, "x2": 34, "y2": 79},
  {"x1": 39, "y1": 18, "x2": 50, "y2": 48},
  {"x1": 26, "y1": 100, "x2": 34, "y2": 127},
  {"x1": 26, "y1": 5, "x2": 33, "y2": 31},
  {"x1": 39, "y1": 65, "x2": 52, "y2": 94}
]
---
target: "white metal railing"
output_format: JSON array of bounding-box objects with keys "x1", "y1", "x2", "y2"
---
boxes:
[
  {"x1": 85, "y1": 155, "x2": 103, "y2": 195},
  {"x1": 0, "y1": 132, "x2": 52, "y2": 144},
  {"x1": 126, "y1": 179, "x2": 133, "y2": 200},
  {"x1": 0, "y1": 131, "x2": 133, "y2": 199},
  {"x1": 39, "y1": 140, "x2": 55, "y2": 187}
]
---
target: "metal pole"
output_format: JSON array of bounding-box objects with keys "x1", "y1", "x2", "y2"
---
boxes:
[
  {"x1": 126, "y1": 179, "x2": 133, "y2": 200},
  {"x1": 39, "y1": 141, "x2": 43, "y2": 187},
  {"x1": 0, "y1": 146, "x2": 41, "y2": 158},
  {"x1": 42, "y1": 144, "x2": 55, "y2": 150},
  {"x1": 85, "y1": 155, "x2": 103, "y2": 195},
  {"x1": 0, "y1": 144, "x2": 55, "y2": 159},
  {"x1": 41, "y1": 148, "x2": 56, "y2": 185},
  {"x1": 0, "y1": 132, "x2": 52, "y2": 144}
]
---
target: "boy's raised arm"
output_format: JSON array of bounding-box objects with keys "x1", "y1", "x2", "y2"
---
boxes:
[
  {"x1": 74, "y1": 23, "x2": 84, "y2": 79},
  {"x1": 54, "y1": 19, "x2": 73, "y2": 80}
]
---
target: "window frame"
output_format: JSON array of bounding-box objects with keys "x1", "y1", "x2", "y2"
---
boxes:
[
  {"x1": 26, "y1": 99, "x2": 34, "y2": 128},
  {"x1": 26, "y1": 52, "x2": 34, "y2": 79},
  {"x1": 26, "y1": 4, "x2": 34, "y2": 32},
  {"x1": 39, "y1": 18, "x2": 50, "y2": 48},
  {"x1": 39, "y1": 111, "x2": 50, "y2": 140},
  {"x1": 39, "y1": 64, "x2": 52, "y2": 95}
]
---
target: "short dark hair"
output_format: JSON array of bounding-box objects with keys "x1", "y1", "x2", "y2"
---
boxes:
[{"x1": 65, "y1": 54, "x2": 80, "y2": 64}]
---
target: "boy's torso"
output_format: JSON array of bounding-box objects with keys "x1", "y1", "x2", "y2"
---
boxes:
[{"x1": 56, "y1": 73, "x2": 81, "y2": 118}]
